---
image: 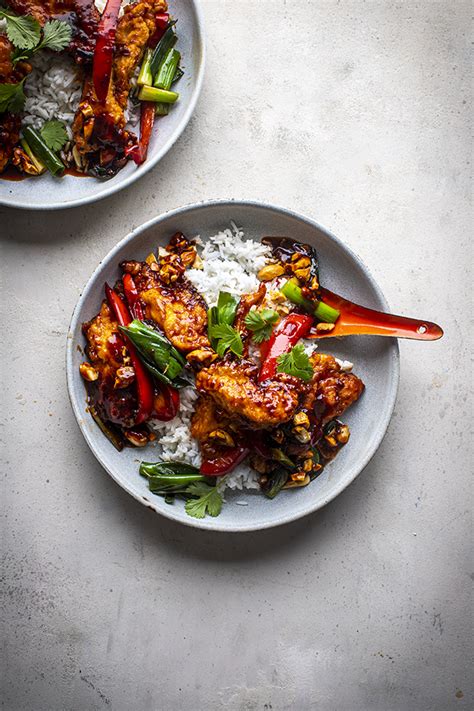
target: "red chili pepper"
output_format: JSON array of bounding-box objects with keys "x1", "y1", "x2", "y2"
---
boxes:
[
  {"x1": 200, "y1": 447, "x2": 250, "y2": 476},
  {"x1": 122, "y1": 274, "x2": 144, "y2": 320},
  {"x1": 153, "y1": 382, "x2": 180, "y2": 422},
  {"x1": 105, "y1": 283, "x2": 154, "y2": 425},
  {"x1": 258, "y1": 313, "x2": 314, "y2": 382},
  {"x1": 148, "y1": 12, "x2": 169, "y2": 47},
  {"x1": 93, "y1": 0, "x2": 122, "y2": 103},
  {"x1": 128, "y1": 102, "x2": 155, "y2": 165}
]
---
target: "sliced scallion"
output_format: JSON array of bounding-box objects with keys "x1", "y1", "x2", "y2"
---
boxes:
[
  {"x1": 154, "y1": 48, "x2": 181, "y2": 90},
  {"x1": 22, "y1": 126, "x2": 64, "y2": 176},
  {"x1": 138, "y1": 85, "x2": 179, "y2": 103}
]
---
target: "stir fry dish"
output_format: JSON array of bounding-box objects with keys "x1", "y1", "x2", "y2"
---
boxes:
[
  {"x1": 79, "y1": 229, "x2": 364, "y2": 519},
  {"x1": 0, "y1": 0, "x2": 182, "y2": 178}
]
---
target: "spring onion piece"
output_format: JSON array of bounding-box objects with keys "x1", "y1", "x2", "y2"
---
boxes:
[
  {"x1": 20, "y1": 137, "x2": 45, "y2": 174},
  {"x1": 154, "y1": 48, "x2": 180, "y2": 89},
  {"x1": 138, "y1": 85, "x2": 179, "y2": 103},
  {"x1": 264, "y1": 468, "x2": 288, "y2": 499},
  {"x1": 270, "y1": 448, "x2": 295, "y2": 469},
  {"x1": 119, "y1": 319, "x2": 185, "y2": 382},
  {"x1": 155, "y1": 102, "x2": 170, "y2": 116},
  {"x1": 149, "y1": 24, "x2": 177, "y2": 77},
  {"x1": 281, "y1": 278, "x2": 340, "y2": 323},
  {"x1": 137, "y1": 48, "x2": 153, "y2": 86},
  {"x1": 22, "y1": 126, "x2": 64, "y2": 175},
  {"x1": 140, "y1": 461, "x2": 209, "y2": 494}
]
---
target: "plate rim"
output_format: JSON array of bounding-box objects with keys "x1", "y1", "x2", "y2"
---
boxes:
[
  {"x1": 66, "y1": 199, "x2": 400, "y2": 532},
  {"x1": 0, "y1": 0, "x2": 206, "y2": 211}
]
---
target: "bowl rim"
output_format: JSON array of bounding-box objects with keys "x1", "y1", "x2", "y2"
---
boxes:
[
  {"x1": 66, "y1": 199, "x2": 400, "y2": 532},
  {"x1": 0, "y1": 0, "x2": 206, "y2": 212}
]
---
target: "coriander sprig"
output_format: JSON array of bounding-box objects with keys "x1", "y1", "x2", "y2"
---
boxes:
[
  {"x1": 244, "y1": 308, "x2": 279, "y2": 344},
  {"x1": 276, "y1": 343, "x2": 313, "y2": 381}
]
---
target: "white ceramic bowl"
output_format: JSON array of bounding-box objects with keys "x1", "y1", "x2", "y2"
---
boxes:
[
  {"x1": 0, "y1": 0, "x2": 205, "y2": 210},
  {"x1": 66, "y1": 200, "x2": 400, "y2": 531}
]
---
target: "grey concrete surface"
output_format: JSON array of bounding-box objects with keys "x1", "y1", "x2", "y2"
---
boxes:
[{"x1": 1, "y1": 1, "x2": 472, "y2": 709}]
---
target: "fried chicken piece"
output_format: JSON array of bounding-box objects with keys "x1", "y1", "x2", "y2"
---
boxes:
[
  {"x1": 302, "y1": 353, "x2": 364, "y2": 423},
  {"x1": 120, "y1": 258, "x2": 210, "y2": 353},
  {"x1": 195, "y1": 359, "x2": 301, "y2": 428},
  {"x1": 141, "y1": 281, "x2": 210, "y2": 353},
  {"x1": 114, "y1": 0, "x2": 166, "y2": 107},
  {"x1": 190, "y1": 396, "x2": 228, "y2": 442}
]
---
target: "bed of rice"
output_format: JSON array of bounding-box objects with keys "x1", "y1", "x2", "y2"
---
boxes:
[{"x1": 149, "y1": 224, "x2": 272, "y2": 492}]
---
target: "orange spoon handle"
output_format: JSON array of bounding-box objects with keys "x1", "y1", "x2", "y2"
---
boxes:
[{"x1": 309, "y1": 288, "x2": 444, "y2": 341}]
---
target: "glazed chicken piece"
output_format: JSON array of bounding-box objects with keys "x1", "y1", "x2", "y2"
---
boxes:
[
  {"x1": 0, "y1": 35, "x2": 31, "y2": 173},
  {"x1": 5, "y1": 0, "x2": 99, "y2": 64},
  {"x1": 72, "y1": 0, "x2": 167, "y2": 174},
  {"x1": 195, "y1": 359, "x2": 301, "y2": 428},
  {"x1": 81, "y1": 301, "x2": 138, "y2": 427},
  {"x1": 190, "y1": 396, "x2": 231, "y2": 442},
  {"x1": 302, "y1": 353, "x2": 364, "y2": 424},
  {"x1": 121, "y1": 257, "x2": 210, "y2": 354}
]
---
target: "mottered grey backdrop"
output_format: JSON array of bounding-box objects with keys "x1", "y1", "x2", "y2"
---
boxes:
[{"x1": 1, "y1": 1, "x2": 472, "y2": 709}]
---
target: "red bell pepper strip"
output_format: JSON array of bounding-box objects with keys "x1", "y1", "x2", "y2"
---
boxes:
[
  {"x1": 148, "y1": 12, "x2": 169, "y2": 47},
  {"x1": 259, "y1": 313, "x2": 314, "y2": 382},
  {"x1": 128, "y1": 101, "x2": 155, "y2": 165},
  {"x1": 200, "y1": 446, "x2": 250, "y2": 477},
  {"x1": 122, "y1": 274, "x2": 144, "y2": 320},
  {"x1": 153, "y1": 382, "x2": 180, "y2": 422},
  {"x1": 105, "y1": 283, "x2": 154, "y2": 425},
  {"x1": 93, "y1": 0, "x2": 122, "y2": 103}
]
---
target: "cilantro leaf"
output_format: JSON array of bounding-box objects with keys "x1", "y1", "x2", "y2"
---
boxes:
[
  {"x1": 276, "y1": 343, "x2": 313, "y2": 381},
  {"x1": 244, "y1": 308, "x2": 279, "y2": 344},
  {"x1": 217, "y1": 291, "x2": 238, "y2": 326},
  {"x1": 37, "y1": 20, "x2": 72, "y2": 52},
  {"x1": 0, "y1": 9, "x2": 41, "y2": 50},
  {"x1": 209, "y1": 323, "x2": 243, "y2": 358},
  {"x1": 40, "y1": 120, "x2": 68, "y2": 151},
  {"x1": 0, "y1": 79, "x2": 26, "y2": 113},
  {"x1": 184, "y1": 483, "x2": 223, "y2": 519}
]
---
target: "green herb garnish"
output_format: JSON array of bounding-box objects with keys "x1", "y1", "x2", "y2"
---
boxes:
[
  {"x1": 39, "y1": 120, "x2": 68, "y2": 152},
  {"x1": 0, "y1": 9, "x2": 41, "y2": 50},
  {"x1": 0, "y1": 10, "x2": 71, "y2": 60},
  {"x1": 276, "y1": 343, "x2": 313, "y2": 381},
  {"x1": 36, "y1": 19, "x2": 72, "y2": 52},
  {"x1": 209, "y1": 323, "x2": 243, "y2": 358},
  {"x1": 244, "y1": 308, "x2": 279, "y2": 343},
  {"x1": 0, "y1": 79, "x2": 26, "y2": 113},
  {"x1": 184, "y1": 482, "x2": 223, "y2": 519},
  {"x1": 217, "y1": 291, "x2": 238, "y2": 326},
  {"x1": 139, "y1": 461, "x2": 223, "y2": 519}
]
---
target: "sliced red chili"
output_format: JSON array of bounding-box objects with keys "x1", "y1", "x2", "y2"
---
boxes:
[
  {"x1": 259, "y1": 313, "x2": 314, "y2": 382},
  {"x1": 153, "y1": 383, "x2": 180, "y2": 422},
  {"x1": 122, "y1": 273, "x2": 144, "y2": 320},
  {"x1": 105, "y1": 283, "x2": 154, "y2": 425},
  {"x1": 200, "y1": 447, "x2": 250, "y2": 476},
  {"x1": 92, "y1": 0, "x2": 122, "y2": 103},
  {"x1": 128, "y1": 101, "x2": 155, "y2": 165}
]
